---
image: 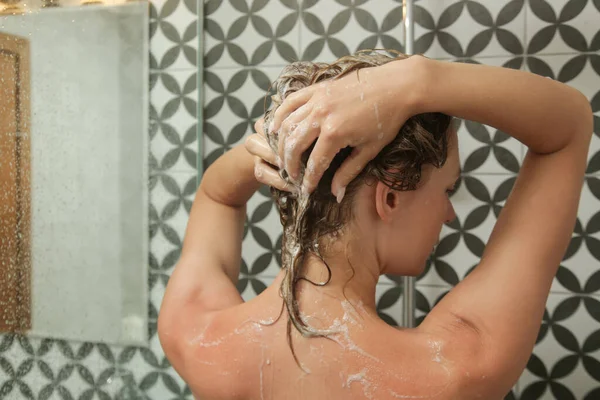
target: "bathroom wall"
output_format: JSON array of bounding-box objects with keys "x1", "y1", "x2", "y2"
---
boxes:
[
  {"x1": 0, "y1": 0, "x2": 200, "y2": 398},
  {"x1": 204, "y1": 0, "x2": 600, "y2": 399}
]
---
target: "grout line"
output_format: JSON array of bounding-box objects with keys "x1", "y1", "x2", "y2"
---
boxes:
[
  {"x1": 298, "y1": 1, "x2": 302, "y2": 61},
  {"x1": 200, "y1": 64, "x2": 290, "y2": 71},
  {"x1": 414, "y1": 283, "x2": 453, "y2": 290},
  {"x1": 149, "y1": 66, "x2": 200, "y2": 73},
  {"x1": 527, "y1": 51, "x2": 600, "y2": 57},
  {"x1": 461, "y1": 172, "x2": 519, "y2": 176},
  {"x1": 523, "y1": 0, "x2": 528, "y2": 56}
]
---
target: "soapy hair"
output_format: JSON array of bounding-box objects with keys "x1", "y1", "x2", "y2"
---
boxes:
[{"x1": 262, "y1": 50, "x2": 452, "y2": 369}]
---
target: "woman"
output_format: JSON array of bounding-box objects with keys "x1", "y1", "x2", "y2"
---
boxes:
[{"x1": 158, "y1": 51, "x2": 593, "y2": 399}]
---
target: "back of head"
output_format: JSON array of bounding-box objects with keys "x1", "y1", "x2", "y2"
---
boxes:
[{"x1": 261, "y1": 50, "x2": 452, "y2": 368}]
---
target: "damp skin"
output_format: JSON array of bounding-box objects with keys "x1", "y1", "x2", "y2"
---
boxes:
[{"x1": 190, "y1": 299, "x2": 453, "y2": 399}]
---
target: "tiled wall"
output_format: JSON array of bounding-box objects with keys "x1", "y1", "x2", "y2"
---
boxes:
[
  {"x1": 1, "y1": 1, "x2": 599, "y2": 399},
  {"x1": 205, "y1": 1, "x2": 600, "y2": 399}
]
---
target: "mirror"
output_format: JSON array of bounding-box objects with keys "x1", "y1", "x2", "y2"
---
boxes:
[{"x1": 0, "y1": 1, "x2": 149, "y2": 345}]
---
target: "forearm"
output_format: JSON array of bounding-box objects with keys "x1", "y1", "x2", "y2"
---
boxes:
[
  {"x1": 410, "y1": 57, "x2": 593, "y2": 154},
  {"x1": 200, "y1": 144, "x2": 261, "y2": 208}
]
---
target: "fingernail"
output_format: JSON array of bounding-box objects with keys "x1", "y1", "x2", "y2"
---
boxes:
[
  {"x1": 336, "y1": 187, "x2": 346, "y2": 204},
  {"x1": 277, "y1": 156, "x2": 283, "y2": 169}
]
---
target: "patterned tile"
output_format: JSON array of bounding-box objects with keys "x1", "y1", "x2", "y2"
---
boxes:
[
  {"x1": 376, "y1": 282, "x2": 404, "y2": 327},
  {"x1": 414, "y1": 0, "x2": 526, "y2": 59},
  {"x1": 150, "y1": 0, "x2": 199, "y2": 70},
  {"x1": 416, "y1": 174, "x2": 514, "y2": 287},
  {"x1": 452, "y1": 83, "x2": 524, "y2": 174},
  {"x1": 241, "y1": 187, "x2": 283, "y2": 279},
  {"x1": 204, "y1": 0, "x2": 301, "y2": 68},
  {"x1": 526, "y1": 0, "x2": 600, "y2": 55},
  {"x1": 554, "y1": 177, "x2": 600, "y2": 295},
  {"x1": 519, "y1": 292, "x2": 600, "y2": 399},
  {"x1": 299, "y1": 0, "x2": 405, "y2": 62},
  {"x1": 149, "y1": 172, "x2": 197, "y2": 289},
  {"x1": 524, "y1": 53, "x2": 600, "y2": 170},
  {"x1": 239, "y1": 275, "x2": 275, "y2": 302},
  {"x1": 408, "y1": 57, "x2": 525, "y2": 174},
  {"x1": 150, "y1": 70, "x2": 198, "y2": 173},
  {"x1": 203, "y1": 66, "x2": 280, "y2": 169}
]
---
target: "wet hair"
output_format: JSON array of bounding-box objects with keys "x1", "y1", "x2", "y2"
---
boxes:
[{"x1": 262, "y1": 50, "x2": 452, "y2": 369}]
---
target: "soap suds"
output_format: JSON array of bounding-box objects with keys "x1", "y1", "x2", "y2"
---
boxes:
[{"x1": 344, "y1": 369, "x2": 376, "y2": 399}]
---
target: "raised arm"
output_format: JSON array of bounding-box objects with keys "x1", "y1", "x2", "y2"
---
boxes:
[
  {"x1": 159, "y1": 122, "x2": 284, "y2": 359},
  {"x1": 412, "y1": 58, "x2": 593, "y2": 396}
]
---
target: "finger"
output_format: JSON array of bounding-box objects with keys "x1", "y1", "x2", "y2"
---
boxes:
[
  {"x1": 330, "y1": 146, "x2": 378, "y2": 202},
  {"x1": 284, "y1": 117, "x2": 321, "y2": 182},
  {"x1": 278, "y1": 104, "x2": 313, "y2": 170},
  {"x1": 245, "y1": 134, "x2": 279, "y2": 166},
  {"x1": 254, "y1": 118, "x2": 266, "y2": 137},
  {"x1": 271, "y1": 88, "x2": 313, "y2": 134},
  {"x1": 300, "y1": 135, "x2": 341, "y2": 195},
  {"x1": 254, "y1": 158, "x2": 295, "y2": 193}
]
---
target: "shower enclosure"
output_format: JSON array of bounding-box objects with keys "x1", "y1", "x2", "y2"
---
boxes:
[{"x1": 0, "y1": 0, "x2": 598, "y2": 399}]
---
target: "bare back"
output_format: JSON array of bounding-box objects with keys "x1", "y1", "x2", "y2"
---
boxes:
[{"x1": 179, "y1": 277, "x2": 481, "y2": 400}]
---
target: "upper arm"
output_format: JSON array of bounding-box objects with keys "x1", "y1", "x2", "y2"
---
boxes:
[
  {"x1": 419, "y1": 134, "x2": 591, "y2": 393},
  {"x1": 158, "y1": 186, "x2": 245, "y2": 352}
]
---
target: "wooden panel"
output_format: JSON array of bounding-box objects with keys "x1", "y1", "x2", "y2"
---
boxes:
[{"x1": 0, "y1": 32, "x2": 31, "y2": 332}]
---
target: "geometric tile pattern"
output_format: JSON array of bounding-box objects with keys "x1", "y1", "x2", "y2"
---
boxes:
[
  {"x1": 203, "y1": 1, "x2": 600, "y2": 399},
  {"x1": 3, "y1": 0, "x2": 599, "y2": 399}
]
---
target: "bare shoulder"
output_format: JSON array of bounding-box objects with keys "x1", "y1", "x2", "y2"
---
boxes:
[{"x1": 359, "y1": 321, "x2": 474, "y2": 397}]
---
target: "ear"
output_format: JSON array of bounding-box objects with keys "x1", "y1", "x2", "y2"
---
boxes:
[{"x1": 374, "y1": 181, "x2": 400, "y2": 222}]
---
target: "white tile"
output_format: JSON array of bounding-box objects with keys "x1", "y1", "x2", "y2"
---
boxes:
[
  {"x1": 150, "y1": 0, "x2": 198, "y2": 70},
  {"x1": 518, "y1": 293, "x2": 600, "y2": 400},
  {"x1": 552, "y1": 177, "x2": 600, "y2": 294},
  {"x1": 151, "y1": 70, "x2": 199, "y2": 173},
  {"x1": 415, "y1": 0, "x2": 526, "y2": 59},
  {"x1": 203, "y1": 67, "x2": 283, "y2": 163},
  {"x1": 376, "y1": 282, "x2": 403, "y2": 327},
  {"x1": 240, "y1": 275, "x2": 275, "y2": 302},
  {"x1": 526, "y1": 0, "x2": 600, "y2": 54},
  {"x1": 300, "y1": 0, "x2": 405, "y2": 62},
  {"x1": 204, "y1": 0, "x2": 300, "y2": 68},
  {"x1": 242, "y1": 191, "x2": 282, "y2": 278},
  {"x1": 455, "y1": 117, "x2": 523, "y2": 174},
  {"x1": 418, "y1": 174, "x2": 513, "y2": 286}
]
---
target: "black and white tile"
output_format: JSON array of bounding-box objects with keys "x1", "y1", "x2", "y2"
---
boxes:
[
  {"x1": 3, "y1": 0, "x2": 600, "y2": 398},
  {"x1": 211, "y1": 1, "x2": 600, "y2": 398},
  {"x1": 526, "y1": 0, "x2": 600, "y2": 55},
  {"x1": 414, "y1": 0, "x2": 526, "y2": 59},
  {"x1": 204, "y1": 0, "x2": 301, "y2": 68},
  {"x1": 519, "y1": 293, "x2": 600, "y2": 399},
  {"x1": 300, "y1": 0, "x2": 406, "y2": 62}
]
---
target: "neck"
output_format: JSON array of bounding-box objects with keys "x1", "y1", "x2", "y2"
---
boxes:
[{"x1": 271, "y1": 235, "x2": 382, "y2": 316}]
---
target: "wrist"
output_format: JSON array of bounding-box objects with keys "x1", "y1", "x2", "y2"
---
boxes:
[{"x1": 405, "y1": 56, "x2": 439, "y2": 115}]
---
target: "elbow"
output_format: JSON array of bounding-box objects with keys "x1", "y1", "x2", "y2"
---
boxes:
[
  {"x1": 580, "y1": 93, "x2": 594, "y2": 139},
  {"x1": 157, "y1": 303, "x2": 181, "y2": 359},
  {"x1": 572, "y1": 90, "x2": 594, "y2": 145}
]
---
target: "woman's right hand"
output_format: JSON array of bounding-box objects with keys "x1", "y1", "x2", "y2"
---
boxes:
[
  {"x1": 245, "y1": 118, "x2": 296, "y2": 193},
  {"x1": 269, "y1": 56, "x2": 424, "y2": 201}
]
